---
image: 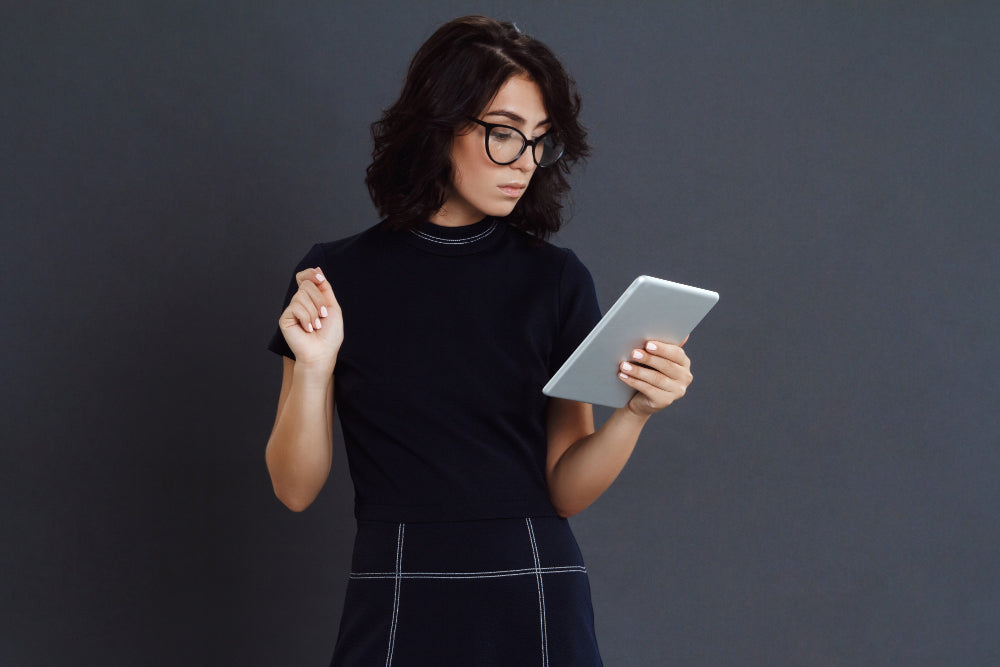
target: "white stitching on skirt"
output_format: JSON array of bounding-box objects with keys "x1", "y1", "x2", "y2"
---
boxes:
[
  {"x1": 349, "y1": 565, "x2": 587, "y2": 580},
  {"x1": 385, "y1": 522, "x2": 405, "y2": 667},
  {"x1": 526, "y1": 518, "x2": 549, "y2": 667}
]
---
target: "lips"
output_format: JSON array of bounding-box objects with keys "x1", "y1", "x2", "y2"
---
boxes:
[{"x1": 498, "y1": 183, "x2": 526, "y2": 197}]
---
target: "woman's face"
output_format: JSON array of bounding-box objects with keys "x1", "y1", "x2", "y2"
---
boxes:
[{"x1": 432, "y1": 74, "x2": 551, "y2": 227}]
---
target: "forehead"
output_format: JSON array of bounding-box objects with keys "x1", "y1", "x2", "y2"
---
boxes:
[{"x1": 482, "y1": 74, "x2": 548, "y2": 125}]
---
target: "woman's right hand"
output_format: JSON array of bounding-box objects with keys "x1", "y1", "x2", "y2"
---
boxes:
[{"x1": 278, "y1": 267, "x2": 343, "y2": 371}]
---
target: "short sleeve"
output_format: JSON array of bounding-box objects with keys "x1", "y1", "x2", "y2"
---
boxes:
[
  {"x1": 266, "y1": 244, "x2": 326, "y2": 360},
  {"x1": 549, "y1": 249, "x2": 602, "y2": 375}
]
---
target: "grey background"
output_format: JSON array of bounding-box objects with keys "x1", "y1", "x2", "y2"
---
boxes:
[{"x1": 3, "y1": 2, "x2": 998, "y2": 665}]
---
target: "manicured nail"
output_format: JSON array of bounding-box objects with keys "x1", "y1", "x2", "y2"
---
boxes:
[
  {"x1": 307, "y1": 322, "x2": 313, "y2": 333},
  {"x1": 646, "y1": 342, "x2": 658, "y2": 351},
  {"x1": 632, "y1": 350, "x2": 643, "y2": 360},
  {"x1": 619, "y1": 372, "x2": 629, "y2": 380},
  {"x1": 320, "y1": 306, "x2": 328, "y2": 318},
  {"x1": 315, "y1": 273, "x2": 325, "y2": 282},
  {"x1": 622, "y1": 362, "x2": 632, "y2": 371},
  {"x1": 315, "y1": 318, "x2": 322, "y2": 330}
]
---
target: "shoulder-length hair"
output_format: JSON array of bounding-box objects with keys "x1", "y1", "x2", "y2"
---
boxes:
[{"x1": 366, "y1": 15, "x2": 589, "y2": 239}]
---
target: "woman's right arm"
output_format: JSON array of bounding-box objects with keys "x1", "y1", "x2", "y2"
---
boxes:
[{"x1": 265, "y1": 268, "x2": 343, "y2": 511}]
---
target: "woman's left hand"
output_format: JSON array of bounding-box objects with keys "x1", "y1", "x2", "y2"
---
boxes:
[{"x1": 618, "y1": 340, "x2": 693, "y2": 417}]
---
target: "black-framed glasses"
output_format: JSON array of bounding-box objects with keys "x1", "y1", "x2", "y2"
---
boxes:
[{"x1": 467, "y1": 118, "x2": 564, "y2": 168}]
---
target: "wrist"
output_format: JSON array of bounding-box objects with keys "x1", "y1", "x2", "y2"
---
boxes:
[
  {"x1": 292, "y1": 357, "x2": 337, "y2": 385},
  {"x1": 618, "y1": 403, "x2": 652, "y2": 426}
]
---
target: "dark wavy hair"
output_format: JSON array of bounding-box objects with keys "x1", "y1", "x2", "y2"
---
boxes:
[{"x1": 366, "y1": 15, "x2": 589, "y2": 239}]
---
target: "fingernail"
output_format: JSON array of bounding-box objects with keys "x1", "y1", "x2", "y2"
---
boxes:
[
  {"x1": 315, "y1": 318, "x2": 322, "y2": 330},
  {"x1": 320, "y1": 306, "x2": 328, "y2": 318},
  {"x1": 622, "y1": 362, "x2": 633, "y2": 371},
  {"x1": 632, "y1": 350, "x2": 643, "y2": 360},
  {"x1": 619, "y1": 372, "x2": 629, "y2": 380},
  {"x1": 315, "y1": 272, "x2": 325, "y2": 282},
  {"x1": 307, "y1": 322, "x2": 313, "y2": 333},
  {"x1": 646, "y1": 342, "x2": 658, "y2": 351}
]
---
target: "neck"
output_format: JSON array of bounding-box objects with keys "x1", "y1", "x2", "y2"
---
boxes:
[{"x1": 429, "y1": 201, "x2": 483, "y2": 227}]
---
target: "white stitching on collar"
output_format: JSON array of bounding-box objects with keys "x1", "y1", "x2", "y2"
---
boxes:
[{"x1": 410, "y1": 221, "x2": 498, "y2": 245}]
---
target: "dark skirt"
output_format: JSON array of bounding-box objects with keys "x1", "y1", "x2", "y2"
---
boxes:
[{"x1": 330, "y1": 516, "x2": 603, "y2": 666}]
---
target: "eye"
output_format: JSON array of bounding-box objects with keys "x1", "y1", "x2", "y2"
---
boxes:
[{"x1": 491, "y1": 129, "x2": 516, "y2": 142}]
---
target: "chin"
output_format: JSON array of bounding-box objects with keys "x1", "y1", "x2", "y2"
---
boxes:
[{"x1": 486, "y1": 201, "x2": 520, "y2": 218}]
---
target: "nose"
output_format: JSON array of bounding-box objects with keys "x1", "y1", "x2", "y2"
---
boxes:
[{"x1": 511, "y1": 146, "x2": 537, "y2": 173}]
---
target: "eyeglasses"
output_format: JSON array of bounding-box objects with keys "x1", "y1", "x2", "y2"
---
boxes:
[{"x1": 467, "y1": 118, "x2": 565, "y2": 168}]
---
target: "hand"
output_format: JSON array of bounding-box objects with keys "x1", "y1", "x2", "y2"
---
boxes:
[
  {"x1": 278, "y1": 268, "x2": 344, "y2": 370},
  {"x1": 618, "y1": 339, "x2": 693, "y2": 417}
]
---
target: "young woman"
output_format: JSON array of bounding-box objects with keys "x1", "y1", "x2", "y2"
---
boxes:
[{"x1": 265, "y1": 16, "x2": 693, "y2": 666}]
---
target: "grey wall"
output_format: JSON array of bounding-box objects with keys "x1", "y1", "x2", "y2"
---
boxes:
[{"x1": 3, "y1": 2, "x2": 998, "y2": 665}]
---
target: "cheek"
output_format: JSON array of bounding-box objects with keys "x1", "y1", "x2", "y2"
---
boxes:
[
  {"x1": 450, "y1": 140, "x2": 476, "y2": 185},
  {"x1": 454, "y1": 145, "x2": 492, "y2": 188}
]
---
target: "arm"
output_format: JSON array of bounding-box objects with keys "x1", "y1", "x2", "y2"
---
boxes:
[
  {"x1": 545, "y1": 340, "x2": 693, "y2": 517},
  {"x1": 265, "y1": 357, "x2": 335, "y2": 511},
  {"x1": 265, "y1": 268, "x2": 343, "y2": 512}
]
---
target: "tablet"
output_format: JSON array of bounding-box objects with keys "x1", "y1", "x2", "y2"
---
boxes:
[{"x1": 542, "y1": 275, "x2": 719, "y2": 408}]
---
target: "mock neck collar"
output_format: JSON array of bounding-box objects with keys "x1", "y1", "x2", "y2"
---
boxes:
[{"x1": 402, "y1": 216, "x2": 506, "y2": 256}]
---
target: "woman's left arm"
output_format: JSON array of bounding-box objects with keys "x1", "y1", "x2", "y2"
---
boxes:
[{"x1": 545, "y1": 340, "x2": 693, "y2": 517}]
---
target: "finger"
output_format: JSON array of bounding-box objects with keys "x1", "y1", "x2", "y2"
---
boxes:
[
  {"x1": 643, "y1": 341, "x2": 691, "y2": 367},
  {"x1": 622, "y1": 356, "x2": 693, "y2": 394},
  {"x1": 295, "y1": 267, "x2": 328, "y2": 288},
  {"x1": 620, "y1": 360, "x2": 669, "y2": 390},
  {"x1": 297, "y1": 280, "x2": 333, "y2": 318},
  {"x1": 298, "y1": 270, "x2": 340, "y2": 313},
  {"x1": 298, "y1": 302, "x2": 325, "y2": 331},
  {"x1": 284, "y1": 301, "x2": 318, "y2": 333},
  {"x1": 617, "y1": 370, "x2": 684, "y2": 410},
  {"x1": 627, "y1": 348, "x2": 691, "y2": 383}
]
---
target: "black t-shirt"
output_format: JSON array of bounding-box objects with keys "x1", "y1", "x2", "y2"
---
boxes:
[{"x1": 268, "y1": 216, "x2": 601, "y2": 521}]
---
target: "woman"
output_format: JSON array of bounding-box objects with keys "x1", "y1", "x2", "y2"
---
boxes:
[{"x1": 266, "y1": 15, "x2": 693, "y2": 666}]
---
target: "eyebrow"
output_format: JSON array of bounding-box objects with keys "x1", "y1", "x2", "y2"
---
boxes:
[{"x1": 484, "y1": 109, "x2": 551, "y2": 128}]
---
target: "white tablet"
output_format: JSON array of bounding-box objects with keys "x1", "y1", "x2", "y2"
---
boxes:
[{"x1": 542, "y1": 275, "x2": 719, "y2": 408}]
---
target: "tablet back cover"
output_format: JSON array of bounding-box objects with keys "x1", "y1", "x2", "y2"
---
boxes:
[{"x1": 542, "y1": 275, "x2": 719, "y2": 408}]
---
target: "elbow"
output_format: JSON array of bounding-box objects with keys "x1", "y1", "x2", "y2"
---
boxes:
[
  {"x1": 550, "y1": 496, "x2": 587, "y2": 518},
  {"x1": 283, "y1": 499, "x2": 312, "y2": 513},
  {"x1": 267, "y1": 463, "x2": 317, "y2": 512},
  {"x1": 547, "y1": 483, "x2": 582, "y2": 518},
  {"x1": 274, "y1": 486, "x2": 315, "y2": 512},
  {"x1": 547, "y1": 475, "x2": 589, "y2": 518},
  {"x1": 555, "y1": 506, "x2": 579, "y2": 519},
  {"x1": 266, "y1": 449, "x2": 320, "y2": 512}
]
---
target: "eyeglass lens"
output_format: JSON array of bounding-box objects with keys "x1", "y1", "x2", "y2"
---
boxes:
[{"x1": 487, "y1": 126, "x2": 563, "y2": 167}]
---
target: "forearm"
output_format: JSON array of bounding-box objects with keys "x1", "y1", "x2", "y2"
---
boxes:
[
  {"x1": 265, "y1": 363, "x2": 335, "y2": 511},
  {"x1": 546, "y1": 407, "x2": 650, "y2": 517}
]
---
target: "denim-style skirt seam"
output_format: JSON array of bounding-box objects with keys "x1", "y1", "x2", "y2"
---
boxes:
[{"x1": 330, "y1": 516, "x2": 603, "y2": 667}]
